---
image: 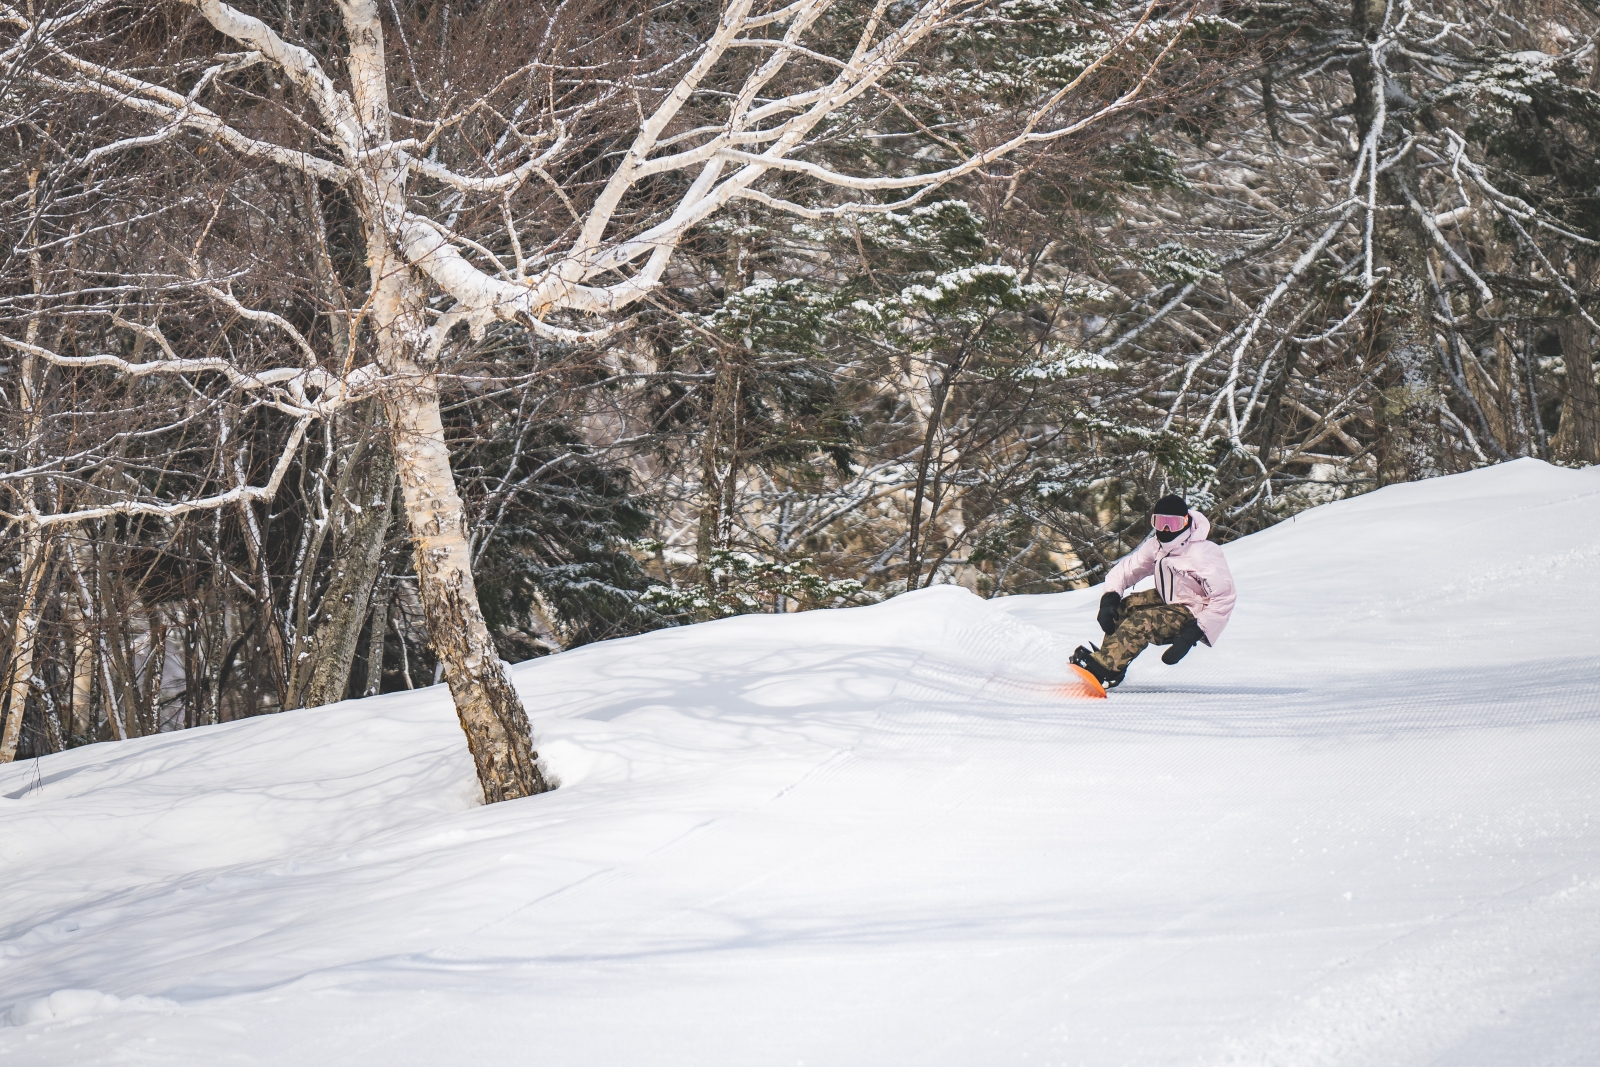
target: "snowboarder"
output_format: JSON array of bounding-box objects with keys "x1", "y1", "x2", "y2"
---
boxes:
[{"x1": 1070, "y1": 494, "x2": 1236, "y2": 690}]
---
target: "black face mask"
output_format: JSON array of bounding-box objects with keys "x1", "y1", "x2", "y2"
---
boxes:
[{"x1": 1154, "y1": 518, "x2": 1190, "y2": 544}]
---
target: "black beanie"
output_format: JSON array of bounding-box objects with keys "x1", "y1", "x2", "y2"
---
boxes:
[{"x1": 1152, "y1": 494, "x2": 1188, "y2": 517}]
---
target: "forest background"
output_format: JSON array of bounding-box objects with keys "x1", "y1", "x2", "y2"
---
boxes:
[{"x1": 2, "y1": 0, "x2": 1596, "y2": 777}]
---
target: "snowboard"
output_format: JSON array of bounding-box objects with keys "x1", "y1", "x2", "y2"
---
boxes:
[{"x1": 1065, "y1": 664, "x2": 1108, "y2": 699}]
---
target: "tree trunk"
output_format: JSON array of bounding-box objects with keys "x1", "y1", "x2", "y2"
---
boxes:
[
  {"x1": 363, "y1": 565, "x2": 395, "y2": 697},
  {"x1": 1496, "y1": 327, "x2": 1530, "y2": 455},
  {"x1": 1555, "y1": 317, "x2": 1600, "y2": 464},
  {"x1": 907, "y1": 350, "x2": 964, "y2": 587},
  {"x1": 1461, "y1": 343, "x2": 1509, "y2": 449},
  {"x1": 361, "y1": 230, "x2": 554, "y2": 800},
  {"x1": 3, "y1": 167, "x2": 49, "y2": 762},
  {"x1": 299, "y1": 425, "x2": 397, "y2": 707},
  {"x1": 1351, "y1": 0, "x2": 1456, "y2": 485},
  {"x1": 63, "y1": 538, "x2": 127, "y2": 741},
  {"x1": 698, "y1": 347, "x2": 739, "y2": 578},
  {"x1": 0, "y1": 532, "x2": 53, "y2": 762},
  {"x1": 1254, "y1": 341, "x2": 1302, "y2": 469},
  {"x1": 69, "y1": 599, "x2": 94, "y2": 742},
  {"x1": 1374, "y1": 326, "x2": 1447, "y2": 485},
  {"x1": 236, "y1": 494, "x2": 289, "y2": 710},
  {"x1": 143, "y1": 614, "x2": 168, "y2": 733},
  {"x1": 384, "y1": 367, "x2": 554, "y2": 801}
]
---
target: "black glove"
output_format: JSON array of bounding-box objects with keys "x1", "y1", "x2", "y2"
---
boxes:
[
  {"x1": 1162, "y1": 620, "x2": 1206, "y2": 664},
  {"x1": 1096, "y1": 591, "x2": 1122, "y2": 634}
]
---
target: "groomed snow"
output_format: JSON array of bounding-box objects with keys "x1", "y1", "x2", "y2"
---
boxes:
[{"x1": 3, "y1": 458, "x2": 1599, "y2": 1066}]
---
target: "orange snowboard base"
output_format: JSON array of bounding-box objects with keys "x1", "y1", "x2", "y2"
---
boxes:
[{"x1": 1064, "y1": 664, "x2": 1108, "y2": 699}]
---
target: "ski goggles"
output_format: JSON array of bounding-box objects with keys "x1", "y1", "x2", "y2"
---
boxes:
[{"x1": 1151, "y1": 513, "x2": 1188, "y2": 533}]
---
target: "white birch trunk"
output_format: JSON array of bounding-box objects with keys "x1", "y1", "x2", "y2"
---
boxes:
[
  {"x1": 2, "y1": 175, "x2": 50, "y2": 763},
  {"x1": 63, "y1": 538, "x2": 127, "y2": 741},
  {"x1": 70, "y1": 599, "x2": 95, "y2": 741},
  {"x1": 0, "y1": 533, "x2": 50, "y2": 763},
  {"x1": 383, "y1": 358, "x2": 554, "y2": 800}
]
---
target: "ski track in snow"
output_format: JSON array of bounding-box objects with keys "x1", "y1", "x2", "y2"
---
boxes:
[{"x1": 2, "y1": 458, "x2": 1599, "y2": 1065}]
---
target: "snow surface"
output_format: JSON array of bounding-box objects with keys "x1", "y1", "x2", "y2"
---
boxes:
[{"x1": 3, "y1": 458, "x2": 1599, "y2": 1066}]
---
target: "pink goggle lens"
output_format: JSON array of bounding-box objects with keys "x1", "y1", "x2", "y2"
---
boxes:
[{"x1": 1151, "y1": 513, "x2": 1188, "y2": 533}]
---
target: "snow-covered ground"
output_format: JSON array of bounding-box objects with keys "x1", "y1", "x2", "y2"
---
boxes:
[{"x1": 3, "y1": 458, "x2": 1599, "y2": 1066}]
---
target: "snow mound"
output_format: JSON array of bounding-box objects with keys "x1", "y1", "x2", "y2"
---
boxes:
[
  {"x1": 6, "y1": 990, "x2": 176, "y2": 1028},
  {"x1": 2, "y1": 459, "x2": 1599, "y2": 1066}
]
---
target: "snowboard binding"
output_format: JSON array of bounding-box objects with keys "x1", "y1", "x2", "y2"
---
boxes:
[{"x1": 1070, "y1": 644, "x2": 1126, "y2": 691}]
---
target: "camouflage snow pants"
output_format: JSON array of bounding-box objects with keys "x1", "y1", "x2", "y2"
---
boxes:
[{"x1": 1095, "y1": 589, "x2": 1196, "y2": 673}]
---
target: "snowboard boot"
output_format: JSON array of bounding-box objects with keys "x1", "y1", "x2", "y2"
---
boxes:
[{"x1": 1070, "y1": 644, "x2": 1126, "y2": 690}]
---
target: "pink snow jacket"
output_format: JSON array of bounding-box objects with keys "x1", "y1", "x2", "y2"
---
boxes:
[{"x1": 1104, "y1": 510, "x2": 1236, "y2": 645}]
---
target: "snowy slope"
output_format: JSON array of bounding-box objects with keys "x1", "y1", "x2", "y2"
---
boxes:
[{"x1": 3, "y1": 458, "x2": 1599, "y2": 1066}]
